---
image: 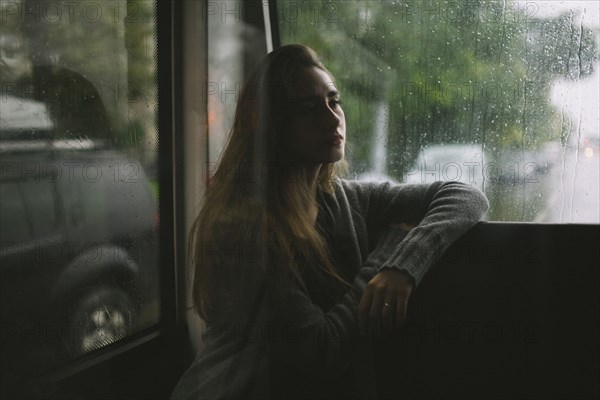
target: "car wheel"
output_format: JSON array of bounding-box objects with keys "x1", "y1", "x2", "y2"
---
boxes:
[{"x1": 64, "y1": 285, "x2": 138, "y2": 357}]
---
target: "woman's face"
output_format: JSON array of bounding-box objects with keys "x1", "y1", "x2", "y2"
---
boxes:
[{"x1": 283, "y1": 66, "x2": 345, "y2": 167}]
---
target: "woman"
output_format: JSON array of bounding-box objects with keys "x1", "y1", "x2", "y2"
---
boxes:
[{"x1": 171, "y1": 44, "x2": 488, "y2": 399}]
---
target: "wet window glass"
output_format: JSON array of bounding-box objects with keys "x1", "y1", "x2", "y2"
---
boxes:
[
  {"x1": 0, "y1": 0, "x2": 160, "y2": 386},
  {"x1": 276, "y1": 0, "x2": 600, "y2": 223},
  {"x1": 0, "y1": 181, "x2": 30, "y2": 243},
  {"x1": 207, "y1": 0, "x2": 267, "y2": 172},
  {"x1": 21, "y1": 179, "x2": 56, "y2": 236}
]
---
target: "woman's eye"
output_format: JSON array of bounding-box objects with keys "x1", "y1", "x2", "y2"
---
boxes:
[
  {"x1": 330, "y1": 99, "x2": 342, "y2": 108},
  {"x1": 297, "y1": 98, "x2": 341, "y2": 113}
]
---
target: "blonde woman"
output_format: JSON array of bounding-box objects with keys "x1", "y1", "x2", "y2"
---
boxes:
[{"x1": 171, "y1": 44, "x2": 488, "y2": 399}]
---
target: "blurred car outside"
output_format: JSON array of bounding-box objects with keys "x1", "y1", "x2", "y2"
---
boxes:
[{"x1": 0, "y1": 95, "x2": 159, "y2": 387}]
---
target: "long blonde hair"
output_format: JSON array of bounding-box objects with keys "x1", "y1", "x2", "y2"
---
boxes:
[{"x1": 190, "y1": 44, "x2": 351, "y2": 321}]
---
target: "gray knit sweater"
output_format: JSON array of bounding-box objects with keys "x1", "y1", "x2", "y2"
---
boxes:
[{"x1": 170, "y1": 178, "x2": 489, "y2": 399}]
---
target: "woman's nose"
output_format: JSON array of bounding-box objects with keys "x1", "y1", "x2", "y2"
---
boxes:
[{"x1": 322, "y1": 104, "x2": 342, "y2": 129}]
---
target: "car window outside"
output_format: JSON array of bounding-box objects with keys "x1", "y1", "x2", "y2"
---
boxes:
[
  {"x1": 276, "y1": 0, "x2": 600, "y2": 223},
  {"x1": 0, "y1": 0, "x2": 160, "y2": 386}
]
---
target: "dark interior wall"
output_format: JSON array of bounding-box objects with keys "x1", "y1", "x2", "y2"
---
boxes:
[{"x1": 375, "y1": 222, "x2": 600, "y2": 399}]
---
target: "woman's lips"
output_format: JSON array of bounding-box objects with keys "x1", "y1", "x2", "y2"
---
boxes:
[{"x1": 327, "y1": 134, "x2": 344, "y2": 146}]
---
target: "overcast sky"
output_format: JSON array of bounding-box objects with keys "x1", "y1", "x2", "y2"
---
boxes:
[{"x1": 534, "y1": 1, "x2": 600, "y2": 137}]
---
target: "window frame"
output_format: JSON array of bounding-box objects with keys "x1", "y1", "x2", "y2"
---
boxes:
[{"x1": 17, "y1": 1, "x2": 195, "y2": 398}]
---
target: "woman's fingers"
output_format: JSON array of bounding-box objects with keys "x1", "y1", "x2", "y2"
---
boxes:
[
  {"x1": 381, "y1": 297, "x2": 395, "y2": 334},
  {"x1": 358, "y1": 279, "x2": 385, "y2": 336},
  {"x1": 368, "y1": 288, "x2": 386, "y2": 336},
  {"x1": 358, "y1": 269, "x2": 414, "y2": 336},
  {"x1": 395, "y1": 288, "x2": 411, "y2": 328},
  {"x1": 357, "y1": 289, "x2": 372, "y2": 336}
]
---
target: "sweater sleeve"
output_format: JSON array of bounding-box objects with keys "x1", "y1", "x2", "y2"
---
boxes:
[
  {"x1": 210, "y1": 267, "x2": 378, "y2": 378},
  {"x1": 204, "y1": 230, "x2": 395, "y2": 380},
  {"x1": 342, "y1": 179, "x2": 489, "y2": 287},
  {"x1": 258, "y1": 265, "x2": 378, "y2": 378}
]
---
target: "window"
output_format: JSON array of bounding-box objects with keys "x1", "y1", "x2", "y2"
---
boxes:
[
  {"x1": 21, "y1": 178, "x2": 57, "y2": 236},
  {"x1": 0, "y1": 0, "x2": 160, "y2": 386},
  {"x1": 274, "y1": 0, "x2": 599, "y2": 223},
  {"x1": 207, "y1": 0, "x2": 268, "y2": 171},
  {"x1": 0, "y1": 181, "x2": 30, "y2": 243}
]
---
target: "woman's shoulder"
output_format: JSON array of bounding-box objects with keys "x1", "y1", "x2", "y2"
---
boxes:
[
  {"x1": 338, "y1": 176, "x2": 383, "y2": 187},
  {"x1": 331, "y1": 176, "x2": 397, "y2": 202},
  {"x1": 316, "y1": 177, "x2": 390, "y2": 220}
]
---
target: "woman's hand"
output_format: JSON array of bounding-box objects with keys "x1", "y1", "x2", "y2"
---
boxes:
[{"x1": 358, "y1": 268, "x2": 414, "y2": 337}]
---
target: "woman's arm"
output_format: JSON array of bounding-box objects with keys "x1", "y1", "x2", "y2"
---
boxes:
[
  {"x1": 206, "y1": 236, "x2": 395, "y2": 380},
  {"x1": 342, "y1": 179, "x2": 489, "y2": 286},
  {"x1": 342, "y1": 179, "x2": 489, "y2": 336},
  {"x1": 204, "y1": 181, "x2": 488, "y2": 377},
  {"x1": 368, "y1": 180, "x2": 489, "y2": 285},
  {"x1": 258, "y1": 265, "x2": 378, "y2": 378}
]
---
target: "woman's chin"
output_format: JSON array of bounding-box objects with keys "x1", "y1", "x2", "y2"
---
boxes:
[{"x1": 329, "y1": 149, "x2": 345, "y2": 163}]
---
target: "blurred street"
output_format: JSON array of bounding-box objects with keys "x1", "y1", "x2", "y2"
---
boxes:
[{"x1": 535, "y1": 142, "x2": 600, "y2": 223}]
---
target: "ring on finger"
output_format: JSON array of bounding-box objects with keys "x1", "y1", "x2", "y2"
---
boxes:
[{"x1": 383, "y1": 301, "x2": 392, "y2": 308}]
